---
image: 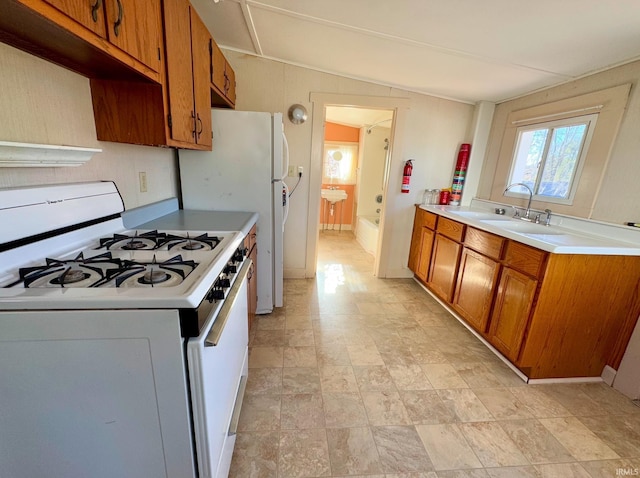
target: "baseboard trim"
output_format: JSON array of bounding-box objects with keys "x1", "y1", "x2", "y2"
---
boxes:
[
  {"x1": 601, "y1": 365, "x2": 617, "y2": 386},
  {"x1": 284, "y1": 268, "x2": 307, "y2": 279},
  {"x1": 413, "y1": 278, "x2": 528, "y2": 384}
]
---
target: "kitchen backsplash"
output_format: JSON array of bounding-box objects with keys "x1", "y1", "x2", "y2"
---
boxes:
[{"x1": 0, "y1": 43, "x2": 178, "y2": 209}]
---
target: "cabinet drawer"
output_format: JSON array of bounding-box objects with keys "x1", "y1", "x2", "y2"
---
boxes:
[
  {"x1": 504, "y1": 241, "x2": 547, "y2": 278},
  {"x1": 464, "y1": 227, "x2": 504, "y2": 260},
  {"x1": 437, "y1": 216, "x2": 465, "y2": 242},
  {"x1": 416, "y1": 208, "x2": 438, "y2": 230}
]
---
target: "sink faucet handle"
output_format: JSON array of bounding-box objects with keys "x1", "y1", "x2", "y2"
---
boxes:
[
  {"x1": 544, "y1": 209, "x2": 552, "y2": 226},
  {"x1": 511, "y1": 205, "x2": 520, "y2": 218}
]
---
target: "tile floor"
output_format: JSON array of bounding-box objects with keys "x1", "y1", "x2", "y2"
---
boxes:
[{"x1": 230, "y1": 230, "x2": 640, "y2": 478}]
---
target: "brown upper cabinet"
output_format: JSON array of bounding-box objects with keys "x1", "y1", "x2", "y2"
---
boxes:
[
  {"x1": 163, "y1": 1, "x2": 212, "y2": 147},
  {"x1": 0, "y1": 0, "x2": 236, "y2": 150},
  {"x1": 1, "y1": 0, "x2": 162, "y2": 82},
  {"x1": 211, "y1": 40, "x2": 235, "y2": 107},
  {"x1": 102, "y1": 0, "x2": 163, "y2": 72}
]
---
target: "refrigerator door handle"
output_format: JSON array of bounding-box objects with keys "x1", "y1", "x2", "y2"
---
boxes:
[
  {"x1": 282, "y1": 182, "x2": 290, "y2": 230},
  {"x1": 281, "y1": 132, "x2": 290, "y2": 181}
]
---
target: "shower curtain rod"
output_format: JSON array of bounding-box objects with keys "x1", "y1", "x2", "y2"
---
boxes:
[{"x1": 366, "y1": 118, "x2": 393, "y2": 133}]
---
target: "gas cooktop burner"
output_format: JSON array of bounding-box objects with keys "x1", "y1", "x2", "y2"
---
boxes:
[
  {"x1": 13, "y1": 252, "x2": 123, "y2": 288},
  {"x1": 99, "y1": 230, "x2": 166, "y2": 250},
  {"x1": 98, "y1": 230, "x2": 221, "y2": 252},
  {"x1": 8, "y1": 253, "x2": 198, "y2": 289},
  {"x1": 112, "y1": 255, "x2": 198, "y2": 288},
  {"x1": 164, "y1": 233, "x2": 221, "y2": 251}
]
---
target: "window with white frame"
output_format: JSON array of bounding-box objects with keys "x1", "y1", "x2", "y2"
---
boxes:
[
  {"x1": 507, "y1": 114, "x2": 598, "y2": 204},
  {"x1": 322, "y1": 142, "x2": 358, "y2": 184}
]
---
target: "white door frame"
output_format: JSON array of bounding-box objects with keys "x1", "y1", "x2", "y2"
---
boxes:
[{"x1": 306, "y1": 93, "x2": 410, "y2": 278}]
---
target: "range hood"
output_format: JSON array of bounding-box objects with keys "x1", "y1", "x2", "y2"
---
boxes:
[{"x1": 0, "y1": 141, "x2": 102, "y2": 167}]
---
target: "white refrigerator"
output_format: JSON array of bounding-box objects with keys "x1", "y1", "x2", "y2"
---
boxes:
[{"x1": 179, "y1": 109, "x2": 288, "y2": 313}]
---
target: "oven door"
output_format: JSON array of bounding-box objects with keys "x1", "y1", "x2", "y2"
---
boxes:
[{"x1": 187, "y1": 259, "x2": 250, "y2": 478}]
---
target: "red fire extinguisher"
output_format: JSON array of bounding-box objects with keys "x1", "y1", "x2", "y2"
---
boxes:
[{"x1": 401, "y1": 160, "x2": 413, "y2": 194}]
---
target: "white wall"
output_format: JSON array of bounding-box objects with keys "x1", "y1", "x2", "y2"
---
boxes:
[
  {"x1": 0, "y1": 43, "x2": 178, "y2": 209},
  {"x1": 224, "y1": 49, "x2": 475, "y2": 278},
  {"x1": 478, "y1": 59, "x2": 640, "y2": 226}
]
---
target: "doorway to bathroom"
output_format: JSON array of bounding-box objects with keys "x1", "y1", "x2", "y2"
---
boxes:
[
  {"x1": 306, "y1": 93, "x2": 410, "y2": 280},
  {"x1": 318, "y1": 105, "x2": 395, "y2": 271}
]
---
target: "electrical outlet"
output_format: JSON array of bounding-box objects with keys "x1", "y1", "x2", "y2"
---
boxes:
[
  {"x1": 297, "y1": 166, "x2": 303, "y2": 176},
  {"x1": 288, "y1": 165, "x2": 296, "y2": 177},
  {"x1": 139, "y1": 172, "x2": 148, "y2": 192}
]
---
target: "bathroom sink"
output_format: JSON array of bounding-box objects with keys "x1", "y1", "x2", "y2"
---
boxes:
[
  {"x1": 321, "y1": 189, "x2": 348, "y2": 204},
  {"x1": 480, "y1": 219, "x2": 563, "y2": 235}
]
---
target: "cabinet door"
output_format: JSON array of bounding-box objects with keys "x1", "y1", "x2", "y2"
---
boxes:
[
  {"x1": 211, "y1": 40, "x2": 226, "y2": 95},
  {"x1": 224, "y1": 61, "x2": 236, "y2": 105},
  {"x1": 163, "y1": 0, "x2": 196, "y2": 144},
  {"x1": 488, "y1": 267, "x2": 537, "y2": 362},
  {"x1": 416, "y1": 227, "x2": 435, "y2": 282},
  {"x1": 428, "y1": 234, "x2": 462, "y2": 303},
  {"x1": 43, "y1": 0, "x2": 107, "y2": 37},
  {"x1": 247, "y1": 247, "x2": 257, "y2": 331},
  {"x1": 408, "y1": 210, "x2": 423, "y2": 273},
  {"x1": 104, "y1": 0, "x2": 161, "y2": 71},
  {"x1": 453, "y1": 248, "x2": 500, "y2": 334},
  {"x1": 190, "y1": 7, "x2": 212, "y2": 147}
]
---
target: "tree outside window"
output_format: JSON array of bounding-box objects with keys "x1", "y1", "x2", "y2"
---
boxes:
[{"x1": 508, "y1": 114, "x2": 597, "y2": 204}]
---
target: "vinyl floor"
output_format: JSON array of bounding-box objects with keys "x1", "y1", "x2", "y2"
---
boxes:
[{"x1": 229, "y1": 230, "x2": 640, "y2": 478}]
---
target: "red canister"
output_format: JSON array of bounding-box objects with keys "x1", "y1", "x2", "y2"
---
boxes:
[{"x1": 439, "y1": 189, "x2": 450, "y2": 205}]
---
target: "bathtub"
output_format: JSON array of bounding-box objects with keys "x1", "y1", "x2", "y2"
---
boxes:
[{"x1": 356, "y1": 215, "x2": 379, "y2": 255}]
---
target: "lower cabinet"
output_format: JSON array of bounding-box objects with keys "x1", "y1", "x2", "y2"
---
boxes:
[
  {"x1": 416, "y1": 228, "x2": 435, "y2": 281},
  {"x1": 408, "y1": 207, "x2": 437, "y2": 281},
  {"x1": 246, "y1": 225, "x2": 257, "y2": 331},
  {"x1": 487, "y1": 266, "x2": 537, "y2": 361},
  {"x1": 408, "y1": 205, "x2": 640, "y2": 379},
  {"x1": 428, "y1": 234, "x2": 461, "y2": 303},
  {"x1": 452, "y1": 248, "x2": 500, "y2": 334}
]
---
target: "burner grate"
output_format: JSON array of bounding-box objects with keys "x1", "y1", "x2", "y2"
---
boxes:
[
  {"x1": 13, "y1": 252, "x2": 123, "y2": 288},
  {"x1": 97, "y1": 230, "x2": 221, "y2": 252},
  {"x1": 110, "y1": 254, "x2": 198, "y2": 288}
]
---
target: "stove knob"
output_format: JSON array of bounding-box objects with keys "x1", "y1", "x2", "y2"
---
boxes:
[
  {"x1": 205, "y1": 289, "x2": 225, "y2": 302},
  {"x1": 219, "y1": 278, "x2": 231, "y2": 288},
  {"x1": 225, "y1": 264, "x2": 237, "y2": 274},
  {"x1": 232, "y1": 247, "x2": 248, "y2": 262}
]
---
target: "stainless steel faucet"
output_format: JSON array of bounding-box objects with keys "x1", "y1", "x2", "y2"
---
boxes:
[{"x1": 504, "y1": 182, "x2": 533, "y2": 220}]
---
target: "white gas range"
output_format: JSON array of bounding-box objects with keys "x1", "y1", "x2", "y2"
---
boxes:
[{"x1": 0, "y1": 182, "x2": 251, "y2": 478}]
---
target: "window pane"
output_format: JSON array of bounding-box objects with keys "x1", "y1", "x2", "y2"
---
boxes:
[
  {"x1": 323, "y1": 143, "x2": 358, "y2": 184},
  {"x1": 538, "y1": 124, "x2": 587, "y2": 198},
  {"x1": 510, "y1": 128, "x2": 548, "y2": 191}
]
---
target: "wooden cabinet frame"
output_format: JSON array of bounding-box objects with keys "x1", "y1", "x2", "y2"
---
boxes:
[{"x1": 407, "y1": 205, "x2": 640, "y2": 380}]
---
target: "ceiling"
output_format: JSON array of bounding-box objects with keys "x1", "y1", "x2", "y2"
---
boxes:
[
  {"x1": 191, "y1": 0, "x2": 640, "y2": 104},
  {"x1": 324, "y1": 106, "x2": 394, "y2": 129}
]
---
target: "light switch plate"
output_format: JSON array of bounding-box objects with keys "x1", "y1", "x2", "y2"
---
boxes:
[{"x1": 288, "y1": 165, "x2": 296, "y2": 177}]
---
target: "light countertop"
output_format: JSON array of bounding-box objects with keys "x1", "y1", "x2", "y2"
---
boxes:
[
  {"x1": 420, "y1": 204, "x2": 640, "y2": 255},
  {"x1": 122, "y1": 198, "x2": 258, "y2": 236}
]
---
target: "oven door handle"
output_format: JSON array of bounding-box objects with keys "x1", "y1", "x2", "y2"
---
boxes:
[{"x1": 205, "y1": 259, "x2": 252, "y2": 347}]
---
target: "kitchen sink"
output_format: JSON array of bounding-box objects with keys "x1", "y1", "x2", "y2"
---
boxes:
[
  {"x1": 449, "y1": 210, "x2": 509, "y2": 220},
  {"x1": 321, "y1": 189, "x2": 348, "y2": 204},
  {"x1": 480, "y1": 219, "x2": 564, "y2": 235}
]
